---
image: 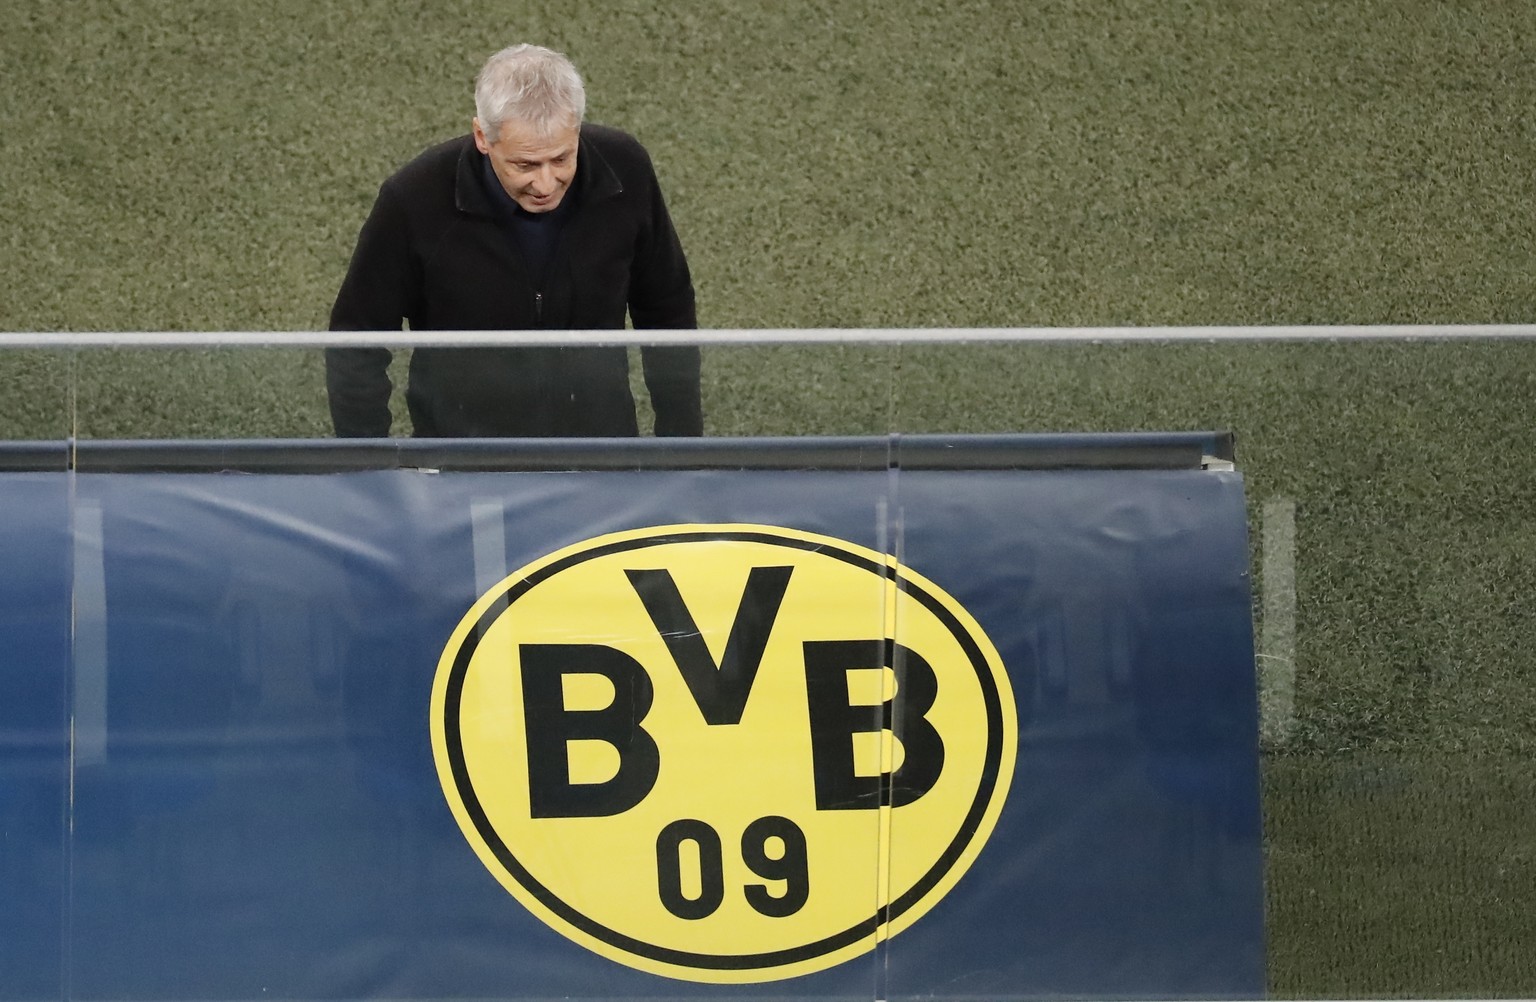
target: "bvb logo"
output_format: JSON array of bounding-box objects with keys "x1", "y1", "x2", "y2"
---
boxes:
[{"x1": 430, "y1": 524, "x2": 1017, "y2": 983}]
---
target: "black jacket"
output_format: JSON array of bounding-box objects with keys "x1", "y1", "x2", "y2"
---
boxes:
[{"x1": 326, "y1": 126, "x2": 700, "y2": 438}]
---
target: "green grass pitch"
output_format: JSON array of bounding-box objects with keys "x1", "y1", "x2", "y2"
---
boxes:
[{"x1": 4, "y1": 1, "x2": 1536, "y2": 994}]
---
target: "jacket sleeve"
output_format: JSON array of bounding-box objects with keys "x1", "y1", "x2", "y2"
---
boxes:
[
  {"x1": 628, "y1": 155, "x2": 702, "y2": 437},
  {"x1": 325, "y1": 183, "x2": 413, "y2": 437},
  {"x1": 640, "y1": 345, "x2": 703, "y2": 436}
]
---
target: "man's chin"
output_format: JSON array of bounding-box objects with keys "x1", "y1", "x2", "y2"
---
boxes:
[{"x1": 519, "y1": 193, "x2": 563, "y2": 213}]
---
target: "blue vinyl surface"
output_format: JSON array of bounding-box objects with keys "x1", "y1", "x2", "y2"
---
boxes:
[
  {"x1": 0, "y1": 456, "x2": 1262, "y2": 1001},
  {"x1": 0, "y1": 475, "x2": 70, "y2": 1001}
]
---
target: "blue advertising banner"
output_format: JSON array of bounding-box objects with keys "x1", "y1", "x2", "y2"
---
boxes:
[
  {"x1": 0, "y1": 435, "x2": 1262, "y2": 1001},
  {"x1": 0, "y1": 474, "x2": 69, "y2": 1002}
]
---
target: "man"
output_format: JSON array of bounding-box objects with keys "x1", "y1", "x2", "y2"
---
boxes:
[{"x1": 326, "y1": 44, "x2": 701, "y2": 438}]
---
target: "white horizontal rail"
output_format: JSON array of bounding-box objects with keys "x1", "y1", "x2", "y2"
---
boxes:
[{"x1": 2, "y1": 325, "x2": 1536, "y2": 349}]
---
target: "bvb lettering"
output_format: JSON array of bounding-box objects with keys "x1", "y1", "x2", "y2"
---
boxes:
[{"x1": 519, "y1": 565, "x2": 944, "y2": 818}]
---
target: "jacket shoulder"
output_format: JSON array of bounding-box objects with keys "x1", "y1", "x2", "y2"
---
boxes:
[
  {"x1": 383, "y1": 135, "x2": 473, "y2": 195},
  {"x1": 580, "y1": 124, "x2": 657, "y2": 172}
]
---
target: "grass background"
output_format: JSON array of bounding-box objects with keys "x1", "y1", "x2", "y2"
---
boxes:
[{"x1": 4, "y1": 0, "x2": 1536, "y2": 995}]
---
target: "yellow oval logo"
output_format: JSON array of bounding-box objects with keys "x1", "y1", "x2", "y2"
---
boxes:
[{"x1": 430, "y1": 524, "x2": 1017, "y2": 983}]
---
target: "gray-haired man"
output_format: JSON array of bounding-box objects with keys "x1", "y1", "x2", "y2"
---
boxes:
[{"x1": 327, "y1": 44, "x2": 701, "y2": 438}]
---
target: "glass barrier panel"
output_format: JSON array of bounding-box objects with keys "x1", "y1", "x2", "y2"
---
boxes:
[
  {"x1": 700, "y1": 343, "x2": 900, "y2": 437},
  {"x1": 64, "y1": 342, "x2": 910, "y2": 441},
  {"x1": 888, "y1": 337, "x2": 1536, "y2": 999},
  {"x1": 46, "y1": 340, "x2": 905, "y2": 999},
  {"x1": 3, "y1": 336, "x2": 1534, "y2": 998},
  {"x1": 0, "y1": 348, "x2": 73, "y2": 444},
  {"x1": 71, "y1": 346, "x2": 334, "y2": 440}
]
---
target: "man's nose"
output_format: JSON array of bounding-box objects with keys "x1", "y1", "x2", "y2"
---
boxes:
[{"x1": 533, "y1": 165, "x2": 556, "y2": 193}]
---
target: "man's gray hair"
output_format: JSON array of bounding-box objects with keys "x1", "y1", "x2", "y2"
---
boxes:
[{"x1": 475, "y1": 44, "x2": 586, "y2": 142}]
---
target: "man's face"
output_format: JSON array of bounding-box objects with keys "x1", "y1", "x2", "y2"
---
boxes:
[{"x1": 473, "y1": 118, "x2": 579, "y2": 213}]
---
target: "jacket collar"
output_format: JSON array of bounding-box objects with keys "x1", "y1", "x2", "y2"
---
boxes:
[{"x1": 453, "y1": 127, "x2": 623, "y2": 219}]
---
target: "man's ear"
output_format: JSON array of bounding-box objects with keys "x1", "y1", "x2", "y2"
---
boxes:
[{"x1": 472, "y1": 117, "x2": 491, "y2": 155}]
